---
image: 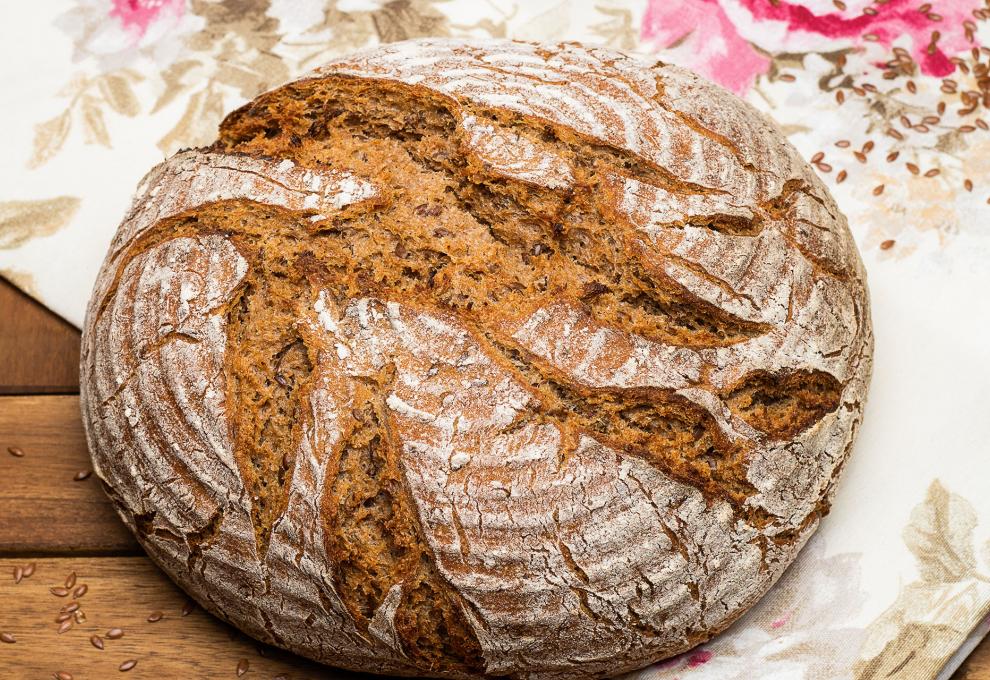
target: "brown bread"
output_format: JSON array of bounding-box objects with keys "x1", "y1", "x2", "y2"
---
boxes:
[{"x1": 80, "y1": 39, "x2": 873, "y2": 679}]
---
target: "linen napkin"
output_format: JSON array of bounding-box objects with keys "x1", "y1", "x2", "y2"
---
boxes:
[{"x1": 2, "y1": 2, "x2": 989, "y2": 678}]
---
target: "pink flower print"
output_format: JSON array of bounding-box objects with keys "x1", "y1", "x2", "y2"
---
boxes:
[
  {"x1": 641, "y1": 0, "x2": 981, "y2": 94},
  {"x1": 641, "y1": 0, "x2": 771, "y2": 95},
  {"x1": 687, "y1": 649, "x2": 714, "y2": 667},
  {"x1": 771, "y1": 613, "x2": 791, "y2": 629},
  {"x1": 734, "y1": 0, "x2": 980, "y2": 77},
  {"x1": 110, "y1": 0, "x2": 185, "y2": 42}
]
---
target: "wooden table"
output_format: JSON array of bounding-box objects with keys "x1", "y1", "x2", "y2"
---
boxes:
[{"x1": 0, "y1": 278, "x2": 986, "y2": 679}]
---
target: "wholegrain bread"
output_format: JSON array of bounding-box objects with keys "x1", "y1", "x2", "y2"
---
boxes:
[{"x1": 80, "y1": 38, "x2": 873, "y2": 679}]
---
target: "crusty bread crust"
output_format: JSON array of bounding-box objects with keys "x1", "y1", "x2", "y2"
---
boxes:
[{"x1": 80, "y1": 39, "x2": 872, "y2": 679}]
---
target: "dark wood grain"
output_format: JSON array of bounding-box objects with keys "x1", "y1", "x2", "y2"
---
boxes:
[
  {"x1": 956, "y1": 640, "x2": 990, "y2": 680},
  {"x1": 0, "y1": 278, "x2": 80, "y2": 394},
  {"x1": 0, "y1": 395, "x2": 138, "y2": 554}
]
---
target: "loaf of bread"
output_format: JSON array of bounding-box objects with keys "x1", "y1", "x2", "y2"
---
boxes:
[{"x1": 80, "y1": 38, "x2": 873, "y2": 679}]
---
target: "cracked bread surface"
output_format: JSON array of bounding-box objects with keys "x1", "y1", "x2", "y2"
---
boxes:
[{"x1": 79, "y1": 38, "x2": 873, "y2": 680}]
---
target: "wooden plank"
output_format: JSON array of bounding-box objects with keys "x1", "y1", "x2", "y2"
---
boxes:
[
  {"x1": 0, "y1": 557, "x2": 364, "y2": 679},
  {"x1": 955, "y1": 639, "x2": 990, "y2": 679},
  {"x1": 0, "y1": 278, "x2": 80, "y2": 394},
  {"x1": 0, "y1": 395, "x2": 138, "y2": 554}
]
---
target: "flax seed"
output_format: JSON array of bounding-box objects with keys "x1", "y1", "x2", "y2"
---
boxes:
[
  {"x1": 23, "y1": 563, "x2": 35, "y2": 578},
  {"x1": 236, "y1": 659, "x2": 249, "y2": 676},
  {"x1": 907, "y1": 163, "x2": 921, "y2": 175},
  {"x1": 7, "y1": 447, "x2": 24, "y2": 457},
  {"x1": 836, "y1": 170, "x2": 848, "y2": 183},
  {"x1": 13, "y1": 566, "x2": 23, "y2": 584},
  {"x1": 925, "y1": 168, "x2": 941, "y2": 177},
  {"x1": 778, "y1": 73, "x2": 796, "y2": 82},
  {"x1": 836, "y1": 140, "x2": 851, "y2": 148},
  {"x1": 119, "y1": 660, "x2": 137, "y2": 672},
  {"x1": 836, "y1": 90, "x2": 846, "y2": 104},
  {"x1": 888, "y1": 128, "x2": 905, "y2": 140},
  {"x1": 816, "y1": 162, "x2": 833, "y2": 172},
  {"x1": 73, "y1": 470, "x2": 91, "y2": 482},
  {"x1": 147, "y1": 611, "x2": 163, "y2": 623},
  {"x1": 90, "y1": 635, "x2": 104, "y2": 650},
  {"x1": 811, "y1": 151, "x2": 825, "y2": 163},
  {"x1": 863, "y1": 141, "x2": 875, "y2": 153},
  {"x1": 887, "y1": 151, "x2": 900, "y2": 162},
  {"x1": 880, "y1": 239, "x2": 895, "y2": 249},
  {"x1": 873, "y1": 184, "x2": 885, "y2": 195},
  {"x1": 64, "y1": 572, "x2": 76, "y2": 589},
  {"x1": 57, "y1": 620, "x2": 72, "y2": 634},
  {"x1": 50, "y1": 587, "x2": 69, "y2": 597},
  {"x1": 0, "y1": 633, "x2": 15, "y2": 644},
  {"x1": 73, "y1": 585, "x2": 87, "y2": 598},
  {"x1": 106, "y1": 628, "x2": 124, "y2": 639},
  {"x1": 63, "y1": 602, "x2": 79, "y2": 613},
  {"x1": 965, "y1": 179, "x2": 974, "y2": 191},
  {"x1": 181, "y1": 600, "x2": 196, "y2": 617},
  {"x1": 854, "y1": 151, "x2": 868, "y2": 163}
]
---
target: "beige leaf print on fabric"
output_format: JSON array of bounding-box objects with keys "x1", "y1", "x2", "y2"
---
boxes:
[
  {"x1": 854, "y1": 481, "x2": 990, "y2": 679},
  {"x1": 153, "y1": 60, "x2": 199, "y2": 114},
  {"x1": 0, "y1": 197, "x2": 81, "y2": 250},
  {"x1": 157, "y1": 86, "x2": 225, "y2": 154},
  {"x1": 98, "y1": 73, "x2": 141, "y2": 117},
  {"x1": 155, "y1": 0, "x2": 289, "y2": 154},
  {"x1": 0, "y1": 269, "x2": 39, "y2": 298},
  {"x1": 28, "y1": 71, "x2": 143, "y2": 168},
  {"x1": 369, "y1": 0, "x2": 450, "y2": 43},
  {"x1": 81, "y1": 94, "x2": 111, "y2": 147},
  {"x1": 590, "y1": 4, "x2": 638, "y2": 50},
  {"x1": 28, "y1": 111, "x2": 72, "y2": 170}
]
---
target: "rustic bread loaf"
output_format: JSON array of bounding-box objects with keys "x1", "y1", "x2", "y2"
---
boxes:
[{"x1": 80, "y1": 38, "x2": 873, "y2": 679}]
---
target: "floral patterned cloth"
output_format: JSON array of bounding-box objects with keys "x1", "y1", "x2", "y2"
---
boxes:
[{"x1": 2, "y1": 2, "x2": 989, "y2": 678}]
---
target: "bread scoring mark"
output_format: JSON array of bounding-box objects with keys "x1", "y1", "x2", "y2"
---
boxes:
[
  {"x1": 218, "y1": 73, "x2": 773, "y2": 348},
  {"x1": 722, "y1": 370, "x2": 843, "y2": 441},
  {"x1": 472, "y1": 329, "x2": 763, "y2": 517},
  {"x1": 459, "y1": 114, "x2": 575, "y2": 190},
  {"x1": 225, "y1": 272, "x2": 315, "y2": 559},
  {"x1": 107, "y1": 150, "x2": 380, "y2": 265},
  {"x1": 316, "y1": 39, "x2": 759, "y2": 197}
]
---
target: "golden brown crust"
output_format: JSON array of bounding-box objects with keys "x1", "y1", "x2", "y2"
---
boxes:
[{"x1": 80, "y1": 39, "x2": 873, "y2": 679}]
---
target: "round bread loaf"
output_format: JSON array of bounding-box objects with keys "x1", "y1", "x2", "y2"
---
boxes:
[{"x1": 80, "y1": 38, "x2": 873, "y2": 679}]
